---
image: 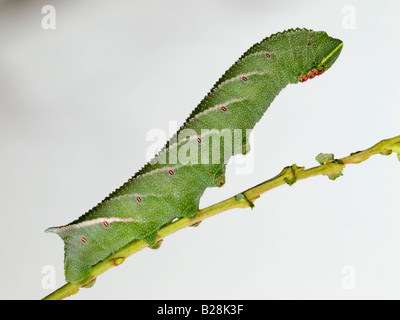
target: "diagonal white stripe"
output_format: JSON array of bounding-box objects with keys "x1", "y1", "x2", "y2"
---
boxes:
[
  {"x1": 46, "y1": 217, "x2": 136, "y2": 233},
  {"x1": 184, "y1": 98, "x2": 245, "y2": 126}
]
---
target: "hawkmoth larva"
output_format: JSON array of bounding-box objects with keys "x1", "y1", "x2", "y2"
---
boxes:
[{"x1": 46, "y1": 28, "x2": 343, "y2": 284}]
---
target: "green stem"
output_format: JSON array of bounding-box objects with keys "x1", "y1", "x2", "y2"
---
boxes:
[{"x1": 42, "y1": 134, "x2": 400, "y2": 300}]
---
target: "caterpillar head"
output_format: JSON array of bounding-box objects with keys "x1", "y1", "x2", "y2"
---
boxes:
[
  {"x1": 299, "y1": 35, "x2": 343, "y2": 83},
  {"x1": 316, "y1": 37, "x2": 343, "y2": 72}
]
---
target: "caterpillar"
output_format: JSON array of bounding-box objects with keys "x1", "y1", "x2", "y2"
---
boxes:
[{"x1": 46, "y1": 28, "x2": 343, "y2": 284}]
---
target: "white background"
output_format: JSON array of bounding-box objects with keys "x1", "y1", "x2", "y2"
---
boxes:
[{"x1": 0, "y1": 0, "x2": 399, "y2": 300}]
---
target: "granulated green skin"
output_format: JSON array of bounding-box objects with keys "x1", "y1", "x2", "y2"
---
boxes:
[{"x1": 46, "y1": 28, "x2": 343, "y2": 284}]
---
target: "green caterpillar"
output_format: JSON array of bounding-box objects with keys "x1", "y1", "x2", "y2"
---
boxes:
[{"x1": 46, "y1": 28, "x2": 343, "y2": 284}]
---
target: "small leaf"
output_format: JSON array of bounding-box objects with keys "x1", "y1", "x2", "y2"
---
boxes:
[
  {"x1": 284, "y1": 176, "x2": 297, "y2": 186},
  {"x1": 113, "y1": 257, "x2": 125, "y2": 266},
  {"x1": 82, "y1": 278, "x2": 96, "y2": 289},
  {"x1": 392, "y1": 143, "x2": 400, "y2": 162},
  {"x1": 283, "y1": 164, "x2": 304, "y2": 186},
  {"x1": 316, "y1": 153, "x2": 335, "y2": 165},
  {"x1": 235, "y1": 193, "x2": 245, "y2": 203},
  {"x1": 149, "y1": 239, "x2": 163, "y2": 250},
  {"x1": 235, "y1": 193, "x2": 255, "y2": 208},
  {"x1": 328, "y1": 172, "x2": 343, "y2": 181}
]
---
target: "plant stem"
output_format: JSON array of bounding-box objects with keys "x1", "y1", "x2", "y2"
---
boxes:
[{"x1": 42, "y1": 134, "x2": 400, "y2": 300}]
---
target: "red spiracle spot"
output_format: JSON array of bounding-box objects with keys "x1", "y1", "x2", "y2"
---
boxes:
[
  {"x1": 197, "y1": 137, "x2": 202, "y2": 143},
  {"x1": 266, "y1": 53, "x2": 271, "y2": 58},
  {"x1": 308, "y1": 39, "x2": 312, "y2": 46},
  {"x1": 137, "y1": 196, "x2": 142, "y2": 203},
  {"x1": 169, "y1": 169, "x2": 174, "y2": 176},
  {"x1": 242, "y1": 76, "x2": 248, "y2": 82},
  {"x1": 221, "y1": 106, "x2": 227, "y2": 112},
  {"x1": 103, "y1": 221, "x2": 109, "y2": 228},
  {"x1": 81, "y1": 237, "x2": 87, "y2": 243}
]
